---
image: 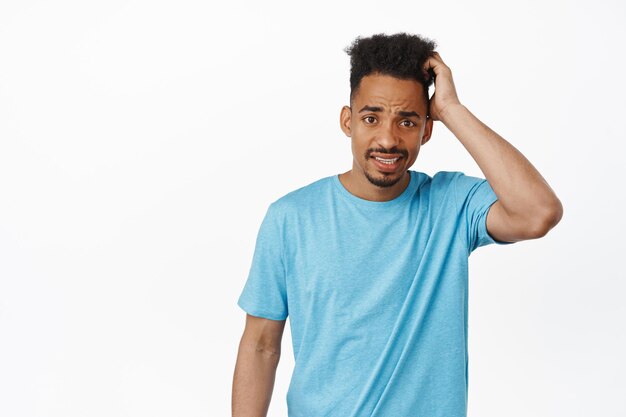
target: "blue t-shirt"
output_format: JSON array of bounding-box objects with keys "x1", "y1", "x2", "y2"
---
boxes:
[{"x1": 237, "y1": 170, "x2": 513, "y2": 417}]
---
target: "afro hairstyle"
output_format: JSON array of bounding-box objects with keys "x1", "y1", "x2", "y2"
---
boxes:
[{"x1": 344, "y1": 32, "x2": 437, "y2": 109}]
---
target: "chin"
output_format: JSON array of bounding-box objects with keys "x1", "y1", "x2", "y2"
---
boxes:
[{"x1": 364, "y1": 169, "x2": 405, "y2": 188}]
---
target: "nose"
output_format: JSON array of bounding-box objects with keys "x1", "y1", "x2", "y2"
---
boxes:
[{"x1": 375, "y1": 120, "x2": 401, "y2": 150}]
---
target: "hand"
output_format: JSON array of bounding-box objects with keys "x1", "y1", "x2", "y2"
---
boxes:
[{"x1": 423, "y1": 52, "x2": 462, "y2": 122}]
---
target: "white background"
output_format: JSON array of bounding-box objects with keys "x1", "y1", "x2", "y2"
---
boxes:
[{"x1": 1, "y1": 0, "x2": 624, "y2": 416}]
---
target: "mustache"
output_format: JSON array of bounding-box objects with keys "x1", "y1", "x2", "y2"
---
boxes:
[{"x1": 365, "y1": 148, "x2": 408, "y2": 158}]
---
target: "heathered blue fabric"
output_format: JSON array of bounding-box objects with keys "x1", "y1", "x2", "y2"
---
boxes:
[{"x1": 237, "y1": 170, "x2": 513, "y2": 417}]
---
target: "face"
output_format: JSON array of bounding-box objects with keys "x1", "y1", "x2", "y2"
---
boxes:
[{"x1": 340, "y1": 73, "x2": 433, "y2": 190}]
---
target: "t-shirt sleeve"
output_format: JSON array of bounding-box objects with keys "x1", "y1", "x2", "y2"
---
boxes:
[
  {"x1": 453, "y1": 173, "x2": 515, "y2": 253},
  {"x1": 237, "y1": 203, "x2": 289, "y2": 321}
]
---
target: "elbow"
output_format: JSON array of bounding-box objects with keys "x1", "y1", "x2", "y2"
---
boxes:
[{"x1": 529, "y1": 198, "x2": 564, "y2": 238}]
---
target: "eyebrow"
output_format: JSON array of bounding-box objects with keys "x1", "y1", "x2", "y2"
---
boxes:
[{"x1": 358, "y1": 105, "x2": 421, "y2": 119}]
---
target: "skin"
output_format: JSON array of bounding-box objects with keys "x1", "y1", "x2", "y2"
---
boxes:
[
  {"x1": 232, "y1": 313, "x2": 285, "y2": 417},
  {"x1": 338, "y1": 73, "x2": 433, "y2": 202}
]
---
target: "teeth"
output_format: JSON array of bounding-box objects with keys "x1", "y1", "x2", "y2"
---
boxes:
[{"x1": 374, "y1": 156, "x2": 399, "y2": 164}]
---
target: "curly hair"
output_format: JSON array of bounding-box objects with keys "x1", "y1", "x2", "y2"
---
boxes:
[{"x1": 344, "y1": 32, "x2": 437, "y2": 106}]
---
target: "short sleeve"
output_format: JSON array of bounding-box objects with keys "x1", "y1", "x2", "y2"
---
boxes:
[
  {"x1": 454, "y1": 173, "x2": 515, "y2": 253},
  {"x1": 237, "y1": 203, "x2": 288, "y2": 321}
]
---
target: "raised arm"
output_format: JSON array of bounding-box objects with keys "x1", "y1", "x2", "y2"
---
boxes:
[
  {"x1": 424, "y1": 52, "x2": 563, "y2": 243},
  {"x1": 232, "y1": 313, "x2": 286, "y2": 417}
]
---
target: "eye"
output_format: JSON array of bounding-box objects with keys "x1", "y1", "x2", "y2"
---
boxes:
[
  {"x1": 363, "y1": 116, "x2": 377, "y2": 124},
  {"x1": 400, "y1": 120, "x2": 417, "y2": 127}
]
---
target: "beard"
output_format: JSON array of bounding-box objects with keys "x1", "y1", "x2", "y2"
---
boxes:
[{"x1": 364, "y1": 169, "x2": 404, "y2": 188}]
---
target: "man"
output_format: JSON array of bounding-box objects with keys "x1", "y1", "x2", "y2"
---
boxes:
[{"x1": 231, "y1": 33, "x2": 563, "y2": 417}]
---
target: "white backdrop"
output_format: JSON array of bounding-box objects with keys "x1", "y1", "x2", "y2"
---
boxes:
[{"x1": 1, "y1": 1, "x2": 624, "y2": 416}]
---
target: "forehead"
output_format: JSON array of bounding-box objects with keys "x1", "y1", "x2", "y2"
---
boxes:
[{"x1": 354, "y1": 73, "x2": 426, "y2": 111}]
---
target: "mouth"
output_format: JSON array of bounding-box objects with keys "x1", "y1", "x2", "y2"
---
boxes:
[{"x1": 369, "y1": 154, "x2": 403, "y2": 172}]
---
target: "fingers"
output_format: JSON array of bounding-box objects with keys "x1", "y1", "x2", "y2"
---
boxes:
[
  {"x1": 422, "y1": 55, "x2": 440, "y2": 81},
  {"x1": 430, "y1": 51, "x2": 443, "y2": 62},
  {"x1": 423, "y1": 52, "x2": 449, "y2": 80},
  {"x1": 425, "y1": 52, "x2": 445, "y2": 69}
]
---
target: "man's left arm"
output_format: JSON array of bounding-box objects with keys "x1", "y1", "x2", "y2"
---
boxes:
[{"x1": 425, "y1": 52, "x2": 563, "y2": 243}]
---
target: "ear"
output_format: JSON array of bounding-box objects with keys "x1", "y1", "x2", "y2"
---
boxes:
[
  {"x1": 421, "y1": 116, "x2": 434, "y2": 145},
  {"x1": 339, "y1": 105, "x2": 352, "y2": 137}
]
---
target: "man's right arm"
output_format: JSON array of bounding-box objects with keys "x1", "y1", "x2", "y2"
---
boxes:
[{"x1": 232, "y1": 313, "x2": 286, "y2": 417}]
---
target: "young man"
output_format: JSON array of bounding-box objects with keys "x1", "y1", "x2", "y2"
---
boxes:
[{"x1": 232, "y1": 33, "x2": 563, "y2": 417}]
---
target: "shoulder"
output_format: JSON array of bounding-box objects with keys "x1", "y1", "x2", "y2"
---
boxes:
[
  {"x1": 430, "y1": 170, "x2": 466, "y2": 185},
  {"x1": 268, "y1": 174, "x2": 335, "y2": 217},
  {"x1": 414, "y1": 171, "x2": 492, "y2": 210},
  {"x1": 412, "y1": 170, "x2": 467, "y2": 187},
  {"x1": 429, "y1": 170, "x2": 490, "y2": 194},
  {"x1": 418, "y1": 170, "x2": 469, "y2": 194}
]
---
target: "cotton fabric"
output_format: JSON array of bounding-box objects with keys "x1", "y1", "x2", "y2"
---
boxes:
[{"x1": 237, "y1": 170, "x2": 513, "y2": 417}]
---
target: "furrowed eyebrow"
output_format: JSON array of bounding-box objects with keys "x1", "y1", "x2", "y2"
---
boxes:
[
  {"x1": 358, "y1": 105, "x2": 421, "y2": 119},
  {"x1": 358, "y1": 105, "x2": 383, "y2": 113},
  {"x1": 397, "y1": 110, "x2": 420, "y2": 119}
]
